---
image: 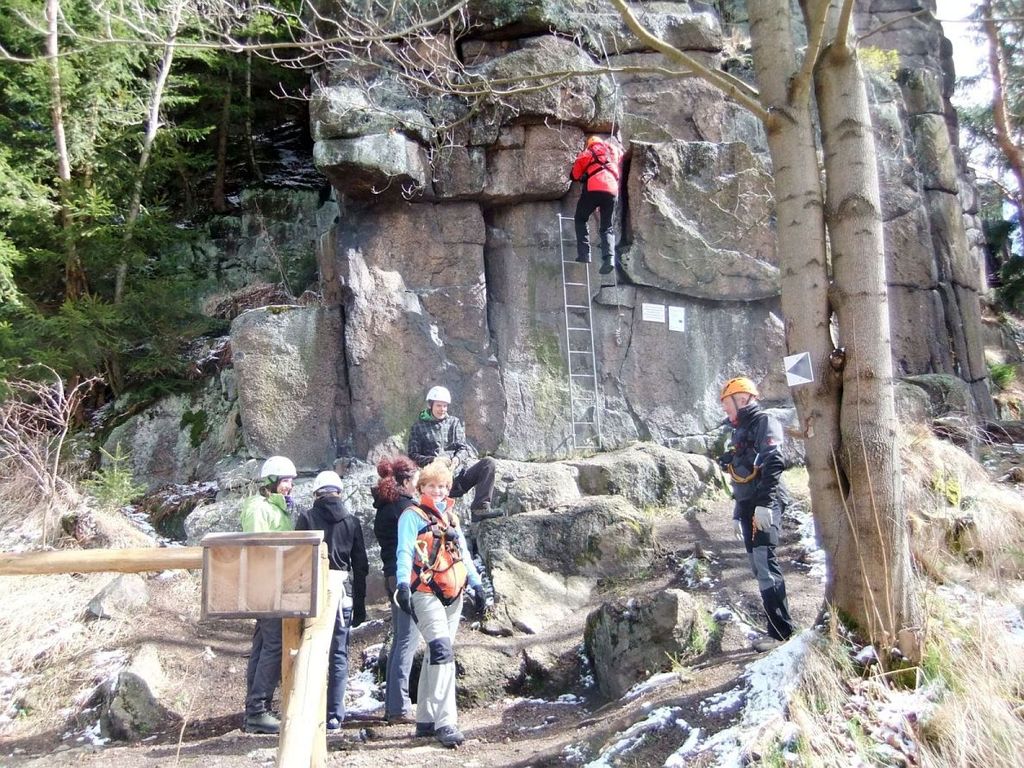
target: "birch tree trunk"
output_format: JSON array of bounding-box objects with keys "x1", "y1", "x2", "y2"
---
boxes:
[
  {"x1": 114, "y1": 0, "x2": 184, "y2": 304},
  {"x1": 45, "y1": 0, "x2": 87, "y2": 300}
]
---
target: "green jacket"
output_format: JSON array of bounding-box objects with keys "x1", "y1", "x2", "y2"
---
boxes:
[{"x1": 240, "y1": 492, "x2": 295, "y2": 533}]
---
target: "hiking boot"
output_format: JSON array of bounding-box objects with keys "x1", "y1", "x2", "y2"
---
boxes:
[
  {"x1": 575, "y1": 253, "x2": 591, "y2": 264},
  {"x1": 415, "y1": 722, "x2": 435, "y2": 737},
  {"x1": 435, "y1": 724, "x2": 465, "y2": 748},
  {"x1": 385, "y1": 712, "x2": 415, "y2": 725},
  {"x1": 245, "y1": 711, "x2": 281, "y2": 734},
  {"x1": 599, "y1": 257, "x2": 615, "y2": 275},
  {"x1": 471, "y1": 503, "x2": 502, "y2": 522},
  {"x1": 751, "y1": 636, "x2": 784, "y2": 653},
  {"x1": 326, "y1": 717, "x2": 342, "y2": 732}
]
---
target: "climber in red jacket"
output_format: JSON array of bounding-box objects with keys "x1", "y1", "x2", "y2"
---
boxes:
[{"x1": 571, "y1": 135, "x2": 624, "y2": 275}]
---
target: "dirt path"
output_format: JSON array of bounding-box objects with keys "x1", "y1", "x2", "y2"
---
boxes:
[{"x1": 0, "y1": 481, "x2": 823, "y2": 767}]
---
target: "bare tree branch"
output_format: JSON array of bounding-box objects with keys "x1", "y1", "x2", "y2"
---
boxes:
[{"x1": 608, "y1": 0, "x2": 769, "y2": 123}]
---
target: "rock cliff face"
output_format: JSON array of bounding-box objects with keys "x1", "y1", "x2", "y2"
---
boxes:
[{"x1": 237, "y1": 0, "x2": 991, "y2": 465}]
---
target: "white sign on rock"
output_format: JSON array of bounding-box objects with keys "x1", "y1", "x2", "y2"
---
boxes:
[{"x1": 641, "y1": 303, "x2": 665, "y2": 323}]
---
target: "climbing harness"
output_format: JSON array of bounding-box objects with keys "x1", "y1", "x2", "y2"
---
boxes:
[{"x1": 409, "y1": 504, "x2": 468, "y2": 606}]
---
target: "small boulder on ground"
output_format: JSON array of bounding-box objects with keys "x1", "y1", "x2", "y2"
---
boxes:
[
  {"x1": 488, "y1": 548, "x2": 593, "y2": 634},
  {"x1": 566, "y1": 444, "x2": 719, "y2": 511},
  {"x1": 100, "y1": 644, "x2": 175, "y2": 741},
  {"x1": 87, "y1": 574, "x2": 149, "y2": 620},
  {"x1": 475, "y1": 495, "x2": 654, "y2": 579},
  {"x1": 493, "y1": 459, "x2": 581, "y2": 515},
  {"x1": 585, "y1": 588, "x2": 714, "y2": 699}
]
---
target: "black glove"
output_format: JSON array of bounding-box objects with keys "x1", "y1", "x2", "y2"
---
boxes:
[
  {"x1": 351, "y1": 605, "x2": 366, "y2": 628},
  {"x1": 717, "y1": 452, "x2": 733, "y2": 470},
  {"x1": 471, "y1": 584, "x2": 491, "y2": 616},
  {"x1": 395, "y1": 583, "x2": 415, "y2": 620},
  {"x1": 446, "y1": 526, "x2": 461, "y2": 545}
]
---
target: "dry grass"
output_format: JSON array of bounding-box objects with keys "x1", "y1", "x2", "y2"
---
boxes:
[
  {"x1": 783, "y1": 594, "x2": 1024, "y2": 768},
  {"x1": 0, "y1": 486, "x2": 158, "y2": 737},
  {"x1": 917, "y1": 593, "x2": 1024, "y2": 767},
  {"x1": 0, "y1": 570, "x2": 137, "y2": 735},
  {"x1": 902, "y1": 424, "x2": 1024, "y2": 583}
]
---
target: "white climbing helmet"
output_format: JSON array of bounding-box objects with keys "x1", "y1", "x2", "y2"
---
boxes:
[
  {"x1": 312, "y1": 470, "x2": 344, "y2": 495},
  {"x1": 425, "y1": 385, "x2": 451, "y2": 404},
  {"x1": 260, "y1": 455, "x2": 297, "y2": 482}
]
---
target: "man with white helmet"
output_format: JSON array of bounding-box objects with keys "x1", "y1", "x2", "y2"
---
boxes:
[
  {"x1": 407, "y1": 385, "x2": 499, "y2": 522},
  {"x1": 296, "y1": 470, "x2": 368, "y2": 731},
  {"x1": 240, "y1": 455, "x2": 296, "y2": 734}
]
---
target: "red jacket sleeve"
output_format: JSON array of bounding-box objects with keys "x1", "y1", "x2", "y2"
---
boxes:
[{"x1": 571, "y1": 151, "x2": 590, "y2": 182}]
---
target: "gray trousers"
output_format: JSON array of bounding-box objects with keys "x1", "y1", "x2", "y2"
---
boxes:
[
  {"x1": 384, "y1": 576, "x2": 421, "y2": 718},
  {"x1": 737, "y1": 502, "x2": 794, "y2": 640},
  {"x1": 410, "y1": 591, "x2": 463, "y2": 729}
]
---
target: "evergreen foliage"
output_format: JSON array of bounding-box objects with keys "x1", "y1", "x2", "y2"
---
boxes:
[
  {"x1": 958, "y1": 1, "x2": 1024, "y2": 269},
  {"x1": 0, "y1": 0, "x2": 305, "y2": 396}
]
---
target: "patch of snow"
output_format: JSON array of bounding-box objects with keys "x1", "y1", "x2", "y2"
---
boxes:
[
  {"x1": 576, "y1": 643, "x2": 596, "y2": 689},
  {"x1": 787, "y1": 502, "x2": 826, "y2": 580},
  {"x1": 0, "y1": 667, "x2": 32, "y2": 723},
  {"x1": 714, "y1": 603, "x2": 762, "y2": 641},
  {"x1": 623, "y1": 671, "x2": 679, "y2": 700},
  {"x1": 517, "y1": 714, "x2": 558, "y2": 732},
  {"x1": 429, "y1": 323, "x2": 444, "y2": 348},
  {"x1": 937, "y1": 584, "x2": 1024, "y2": 645},
  {"x1": 562, "y1": 743, "x2": 588, "y2": 765},
  {"x1": 345, "y1": 669, "x2": 383, "y2": 717},
  {"x1": 361, "y1": 642, "x2": 385, "y2": 670},
  {"x1": 666, "y1": 631, "x2": 813, "y2": 767},
  {"x1": 585, "y1": 706, "x2": 688, "y2": 767},
  {"x1": 855, "y1": 645, "x2": 877, "y2": 666},
  {"x1": 515, "y1": 694, "x2": 585, "y2": 706},
  {"x1": 699, "y1": 686, "x2": 743, "y2": 716},
  {"x1": 679, "y1": 554, "x2": 717, "y2": 588},
  {"x1": 74, "y1": 719, "x2": 109, "y2": 746}
]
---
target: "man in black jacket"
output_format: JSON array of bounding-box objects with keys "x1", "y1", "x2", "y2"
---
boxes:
[
  {"x1": 407, "y1": 385, "x2": 499, "y2": 522},
  {"x1": 718, "y1": 376, "x2": 794, "y2": 652},
  {"x1": 296, "y1": 470, "x2": 368, "y2": 729}
]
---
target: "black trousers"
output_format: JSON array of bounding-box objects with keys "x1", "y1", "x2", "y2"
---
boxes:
[
  {"x1": 450, "y1": 457, "x2": 496, "y2": 510},
  {"x1": 245, "y1": 617, "x2": 282, "y2": 716},
  {"x1": 574, "y1": 189, "x2": 616, "y2": 261}
]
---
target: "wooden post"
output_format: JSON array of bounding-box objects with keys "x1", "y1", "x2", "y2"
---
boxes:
[
  {"x1": 279, "y1": 618, "x2": 302, "y2": 716},
  {"x1": 277, "y1": 547, "x2": 337, "y2": 768},
  {"x1": 0, "y1": 547, "x2": 203, "y2": 575}
]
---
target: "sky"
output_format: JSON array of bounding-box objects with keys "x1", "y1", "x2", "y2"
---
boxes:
[{"x1": 935, "y1": 0, "x2": 990, "y2": 104}]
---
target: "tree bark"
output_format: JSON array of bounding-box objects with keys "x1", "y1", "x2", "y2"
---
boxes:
[
  {"x1": 213, "y1": 78, "x2": 232, "y2": 213},
  {"x1": 815, "y1": 30, "x2": 920, "y2": 657},
  {"x1": 748, "y1": 0, "x2": 846, "y2": 611},
  {"x1": 982, "y1": 0, "x2": 1024, "y2": 252},
  {"x1": 245, "y1": 50, "x2": 263, "y2": 182},
  {"x1": 114, "y1": 0, "x2": 183, "y2": 304},
  {"x1": 45, "y1": 0, "x2": 87, "y2": 300}
]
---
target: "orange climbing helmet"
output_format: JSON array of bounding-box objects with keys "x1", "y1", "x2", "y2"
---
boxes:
[
  {"x1": 586, "y1": 135, "x2": 602, "y2": 147},
  {"x1": 720, "y1": 377, "x2": 759, "y2": 401}
]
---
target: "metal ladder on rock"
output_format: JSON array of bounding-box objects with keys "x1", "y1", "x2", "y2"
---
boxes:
[{"x1": 557, "y1": 214, "x2": 602, "y2": 451}]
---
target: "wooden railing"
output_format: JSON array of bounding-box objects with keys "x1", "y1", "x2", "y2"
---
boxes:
[{"x1": 0, "y1": 541, "x2": 337, "y2": 768}]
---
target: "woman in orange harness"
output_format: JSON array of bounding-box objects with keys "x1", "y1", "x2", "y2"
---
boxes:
[
  {"x1": 393, "y1": 458, "x2": 488, "y2": 748},
  {"x1": 571, "y1": 134, "x2": 624, "y2": 275}
]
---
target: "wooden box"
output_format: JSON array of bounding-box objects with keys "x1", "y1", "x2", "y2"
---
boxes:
[{"x1": 200, "y1": 531, "x2": 324, "y2": 620}]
